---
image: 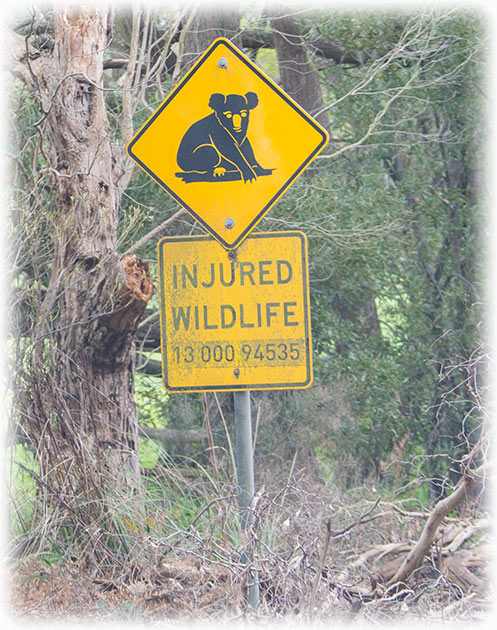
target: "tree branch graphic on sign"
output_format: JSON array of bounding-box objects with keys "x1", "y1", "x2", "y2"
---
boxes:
[{"x1": 176, "y1": 92, "x2": 274, "y2": 183}]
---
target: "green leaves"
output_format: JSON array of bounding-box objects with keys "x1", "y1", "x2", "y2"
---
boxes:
[
  {"x1": 116, "y1": 8, "x2": 484, "y2": 495},
  {"x1": 255, "y1": 10, "x2": 484, "y2": 488}
]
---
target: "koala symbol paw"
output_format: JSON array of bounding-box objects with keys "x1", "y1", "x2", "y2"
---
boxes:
[
  {"x1": 242, "y1": 167, "x2": 258, "y2": 183},
  {"x1": 213, "y1": 167, "x2": 227, "y2": 177}
]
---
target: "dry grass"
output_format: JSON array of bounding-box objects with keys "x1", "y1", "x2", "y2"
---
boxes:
[{"x1": 7, "y1": 467, "x2": 493, "y2": 626}]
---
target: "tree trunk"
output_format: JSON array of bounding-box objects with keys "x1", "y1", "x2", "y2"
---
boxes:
[
  {"x1": 268, "y1": 10, "x2": 329, "y2": 133},
  {"x1": 9, "y1": 6, "x2": 153, "y2": 556},
  {"x1": 181, "y1": 4, "x2": 241, "y2": 71}
]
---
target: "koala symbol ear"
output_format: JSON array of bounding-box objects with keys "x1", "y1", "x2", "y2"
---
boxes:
[
  {"x1": 209, "y1": 93, "x2": 225, "y2": 112},
  {"x1": 245, "y1": 92, "x2": 259, "y2": 109}
]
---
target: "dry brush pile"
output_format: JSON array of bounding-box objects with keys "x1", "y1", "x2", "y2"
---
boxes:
[{"x1": 9, "y1": 461, "x2": 492, "y2": 625}]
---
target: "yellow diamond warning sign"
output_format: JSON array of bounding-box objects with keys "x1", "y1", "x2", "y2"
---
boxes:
[
  {"x1": 158, "y1": 232, "x2": 312, "y2": 392},
  {"x1": 128, "y1": 38, "x2": 328, "y2": 250}
]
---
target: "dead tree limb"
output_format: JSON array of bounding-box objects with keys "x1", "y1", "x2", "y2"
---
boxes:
[
  {"x1": 387, "y1": 464, "x2": 485, "y2": 586},
  {"x1": 139, "y1": 425, "x2": 207, "y2": 445}
]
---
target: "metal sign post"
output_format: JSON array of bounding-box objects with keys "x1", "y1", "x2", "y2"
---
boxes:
[
  {"x1": 156, "y1": 230, "x2": 313, "y2": 611},
  {"x1": 127, "y1": 35, "x2": 327, "y2": 617},
  {"x1": 234, "y1": 390, "x2": 259, "y2": 611}
]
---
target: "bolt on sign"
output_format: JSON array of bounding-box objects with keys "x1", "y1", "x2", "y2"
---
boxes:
[
  {"x1": 157, "y1": 232, "x2": 312, "y2": 392},
  {"x1": 128, "y1": 38, "x2": 328, "y2": 250}
]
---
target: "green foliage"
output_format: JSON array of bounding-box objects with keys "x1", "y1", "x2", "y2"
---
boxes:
[
  {"x1": 122, "y1": 8, "x2": 485, "y2": 495},
  {"x1": 8, "y1": 7, "x2": 486, "y2": 526},
  {"x1": 8, "y1": 444, "x2": 39, "y2": 537},
  {"x1": 255, "y1": 48, "x2": 279, "y2": 81},
  {"x1": 135, "y1": 370, "x2": 169, "y2": 428},
  {"x1": 253, "y1": 9, "x2": 485, "y2": 488}
]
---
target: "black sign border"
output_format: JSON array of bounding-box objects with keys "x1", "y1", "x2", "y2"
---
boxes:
[
  {"x1": 128, "y1": 38, "x2": 328, "y2": 250},
  {"x1": 157, "y1": 231, "x2": 312, "y2": 392}
]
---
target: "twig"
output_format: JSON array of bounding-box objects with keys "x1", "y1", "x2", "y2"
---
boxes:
[
  {"x1": 252, "y1": 403, "x2": 261, "y2": 456},
  {"x1": 202, "y1": 393, "x2": 220, "y2": 488},
  {"x1": 123, "y1": 208, "x2": 185, "y2": 255},
  {"x1": 308, "y1": 520, "x2": 332, "y2": 619},
  {"x1": 214, "y1": 393, "x2": 236, "y2": 475},
  {"x1": 137, "y1": 310, "x2": 158, "y2": 330},
  {"x1": 308, "y1": 497, "x2": 383, "y2": 617},
  {"x1": 188, "y1": 495, "x2": 231, "y2": 530},
  {"x1": 330, "y1": 497, "x2": 382, "y2": 538}
]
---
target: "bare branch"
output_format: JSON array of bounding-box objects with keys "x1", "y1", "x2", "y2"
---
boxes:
[
  {"x1": 123, "y1": 208, "x2": 186, "y2": 256},
  {"x1": 139, "y1": 426, "x2": 208, "y2": 444},
  {"x1": 119, "y1": 6, "x2": 142, "y2": 191},
  {"x1": 4, "y1": 24, "x2": 46, "y2": 91},
  {"x1": 388, "y1": 463, "x2": 486, "y2": 586}
]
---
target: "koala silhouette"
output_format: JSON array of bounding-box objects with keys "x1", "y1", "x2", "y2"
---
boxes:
[{"x1": 176, "y1": 92, "x2": 273, "y2": 183}]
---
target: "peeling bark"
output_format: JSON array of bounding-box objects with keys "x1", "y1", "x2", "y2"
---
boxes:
[{"x1": 8, "y1": 7, "x2": 153, "y2": 533}]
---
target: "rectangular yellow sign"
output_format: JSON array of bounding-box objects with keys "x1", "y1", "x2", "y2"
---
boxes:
[{"x1": 157, "y1": 232, "x2": 312, "y2": 392}]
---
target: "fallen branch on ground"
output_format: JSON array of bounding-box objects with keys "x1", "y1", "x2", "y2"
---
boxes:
[{"x1": 387, "y1": 463, "x2": 486, "y2": 587}]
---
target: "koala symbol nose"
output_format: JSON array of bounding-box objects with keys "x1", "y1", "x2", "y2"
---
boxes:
[{"x1": 232, "y1": 114, "x2": 242, "y2": 131}]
